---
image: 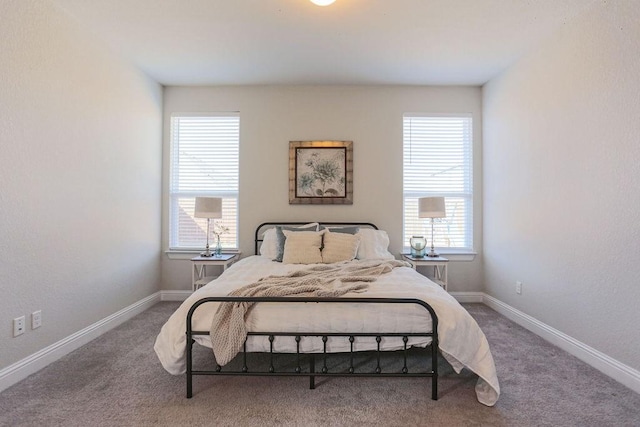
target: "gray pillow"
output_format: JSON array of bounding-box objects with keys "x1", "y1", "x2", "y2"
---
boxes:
[
  {"x1": 274, "y1": 225, "x2": 318, "y2": 262},
  {"x1": 318, "y1": 225, "x2": 360, "y2": 235}
]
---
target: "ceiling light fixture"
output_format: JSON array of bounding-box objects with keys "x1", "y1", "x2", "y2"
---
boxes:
[{"x1": 310, "y1": 0, "x2": 336, "y2": 6}]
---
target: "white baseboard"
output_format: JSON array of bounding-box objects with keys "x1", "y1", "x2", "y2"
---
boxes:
[
  {"x1": 450, "y1": 291, "x2": 484, "y2": 303},
  {"x1": 160, "y1": 290, "x2": 192, "y2": 301},
  {"x1": 0, "y1": 292, "x2": 161, "y2": 393},
  {"x1": 482, "y1": 293, "x2": 640, "y2": 395}
]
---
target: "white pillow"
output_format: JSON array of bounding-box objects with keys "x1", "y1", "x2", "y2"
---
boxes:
[
  {"x1": 356, "y1": 229, "x2": 395, "y2": 260},
  {"x1": 282, "y1": 230, "x2": 324, "y2": 264},
  {"x1": 259, "y1": 228, "x2": 278, "y2": 258},
  {"x1": 322, "y1": 231, "x2": 360, "y2": 263},
  {"x1": 259, "y1": 223, "x2": 320, "y2": 259},
  {"x1": 274, "y1": 223, "x2": 320, "y2": 262}
]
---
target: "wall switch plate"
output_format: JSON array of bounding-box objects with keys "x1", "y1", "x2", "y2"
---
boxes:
[
  {"x1": 516, "y1": 281, "x2": 523, "y2": 295},
  {"x1": 32, "y1": 310, "x2": 42, "y2": 329},
  {"x1": 13, "y1": 316, "x2": 26, "y2": 337}
]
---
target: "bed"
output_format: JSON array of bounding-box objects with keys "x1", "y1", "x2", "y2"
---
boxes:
[{"x1": 154, "y1": 222, "x2": 500, "y2": 406}]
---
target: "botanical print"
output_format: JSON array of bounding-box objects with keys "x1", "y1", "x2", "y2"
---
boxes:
[
  {"x1": 289, "y1": 140, "x2": 352, "y2": 205},
  {"x1": 296, "y1": 148, "x2": 346, "y2": 197}
]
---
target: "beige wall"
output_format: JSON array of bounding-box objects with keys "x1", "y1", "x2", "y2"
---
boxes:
[
  {"x1": 0, "y1": 0, "x2": 162, "y2": 370},
  {"x1": 161, "y1": 85, "x2": 483, "y2": 292},
  {"x1": 483, "y1": 1, "x2": 640, "y2": 370}
]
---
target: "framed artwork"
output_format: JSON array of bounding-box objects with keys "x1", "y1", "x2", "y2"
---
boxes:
[{"x1": 289, "y1": 140, "x2": 353, "y2": 205}]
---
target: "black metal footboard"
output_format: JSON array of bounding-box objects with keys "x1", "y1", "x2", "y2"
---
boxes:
[{"x1": 186, "y1": 296, "x2": 439, "y2": 400}]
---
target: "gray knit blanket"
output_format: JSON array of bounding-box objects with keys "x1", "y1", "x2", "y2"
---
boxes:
[{"x1": 210, "y1": 259, "x2": 410, "y2": 365}]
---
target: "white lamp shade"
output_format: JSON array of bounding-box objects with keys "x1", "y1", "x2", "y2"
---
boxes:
[
  {"x1": 194, "y1": 197, "x2": 223, "y2": 219},
  {"x1": 418, "y1": 197, "x2": 446, "y2": 218}
]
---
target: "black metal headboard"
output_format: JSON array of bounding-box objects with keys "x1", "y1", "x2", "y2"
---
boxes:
[{"x1": 254, "y1": 222, "x2": 378, "y2": 255}]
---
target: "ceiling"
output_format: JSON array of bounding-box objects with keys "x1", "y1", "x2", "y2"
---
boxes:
[{"x1": 50, "y1": 0, "x2": 595, "y2": 86}]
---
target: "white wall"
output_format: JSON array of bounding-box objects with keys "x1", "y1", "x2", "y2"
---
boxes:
[
  {"x1": 0, "y1": 0, "x2": 162, "y2": 370},
  {"x1": 483, "y1": 1, "x2": 640, "y2": 370},
  {"x1": 161, "y1": 85, "x2": 483, "y2": 292}
]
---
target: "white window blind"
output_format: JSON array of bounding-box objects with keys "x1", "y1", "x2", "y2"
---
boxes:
[
  {"x1": 403, "y1": 114, "x2": 473, "y2": 252},
  {"x1": 169, "y1": 114, "x2": 239, "y2": 250}
]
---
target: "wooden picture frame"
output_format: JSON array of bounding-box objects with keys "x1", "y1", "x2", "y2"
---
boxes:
[{"x1": 289, "y1": 140, "x2": 353, "y2": 205}]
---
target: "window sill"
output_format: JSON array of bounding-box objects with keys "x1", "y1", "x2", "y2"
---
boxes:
[
  {"x1": 165, "y1": 249, "x2": 241, "y2": 260},
  {"x1": 438, "y1": 252, "x2": 476, "y2": 262},
  {"x1": 403, "y1": 249, "x2": 477, "y2": 262}
]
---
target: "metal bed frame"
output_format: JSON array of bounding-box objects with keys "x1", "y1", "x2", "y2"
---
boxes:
[{"x1": 185, "y1": 222, "x2": 440, "y2": 399}]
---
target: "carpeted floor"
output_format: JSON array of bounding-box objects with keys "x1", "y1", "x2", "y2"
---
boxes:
[{"x1": 1, "y1": 302, "x2": 639, "y2": 426}]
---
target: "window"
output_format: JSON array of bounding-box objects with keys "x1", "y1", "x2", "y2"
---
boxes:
[
  {"x1": 169, "y1": 114, "x2": 239, "y2": 250},
  {"x1": 403, "y1": 114, "x2": 473, "y2": 252}
]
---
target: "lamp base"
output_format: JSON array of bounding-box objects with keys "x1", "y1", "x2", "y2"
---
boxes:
[
  {"x1": 201, "y1": 244, "x2": 213, "y2": 257},
  {"x1": 426, "y1": 219, "x2": 440, "y2": 258}
]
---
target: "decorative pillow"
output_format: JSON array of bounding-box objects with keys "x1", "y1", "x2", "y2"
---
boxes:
[
  {"x1": 356, "y1": 229, "x2": 395, "y2": 260},
  {"x1": 318, "y1": 225, "x2": 360, "y2": 234},
  {"x1": 259, "y1": 228, "x2": 278, "y2": 258},
  {"x1": 281, "y1": 230, "x2": 324, "y2": 264},
  {"x1": 274, "y1": 223, "x2": 319, "y2": 262},
  {"x1": 321, "y1": 231, "x2": 360, "y2": 263}
]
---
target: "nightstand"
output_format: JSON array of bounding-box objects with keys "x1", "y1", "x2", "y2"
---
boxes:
[
  {"x1": 402, "y1": 254, "x2": 449, "y2": 291},
  {"x1": 191, "y1": 253, "x2": 241, "y2": 291}
]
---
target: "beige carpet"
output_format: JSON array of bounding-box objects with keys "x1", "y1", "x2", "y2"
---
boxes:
[{"x1": 1, "y1": 302, "x2": 639, "y2": 426}]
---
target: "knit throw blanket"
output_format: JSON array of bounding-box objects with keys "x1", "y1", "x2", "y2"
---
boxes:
[{"x1": 210, "y1": 259, "x2": 410, "y2": 366}]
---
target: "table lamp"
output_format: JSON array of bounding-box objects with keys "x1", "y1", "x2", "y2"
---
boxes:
[
  {"x1": 194, "y1": 197, "x2": 223, "y2": 257},
  {"x1": 418, "y1": 197, "x2": 446, "y2": 257}
]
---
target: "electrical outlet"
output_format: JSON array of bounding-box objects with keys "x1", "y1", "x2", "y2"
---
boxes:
[
  {"x1": 32, "y1": 310, "x2": 42, "y2": 329},
  {"x1": 516, "y1": 281, "x2": 523, "y2": 295},
  {"x1": 13, "y1": 316, "x2": 26, "y2": 337}
]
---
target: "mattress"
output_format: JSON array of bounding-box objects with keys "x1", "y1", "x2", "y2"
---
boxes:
[{"x1": 154, "y1": 255, "x2": 500, "y2": 406}]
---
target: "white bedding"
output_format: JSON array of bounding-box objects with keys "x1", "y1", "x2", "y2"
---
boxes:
[{"x1": 154, "y1": 256, "x2": 500, "y2": 406}]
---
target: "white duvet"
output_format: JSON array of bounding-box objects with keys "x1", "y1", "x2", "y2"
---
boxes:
[{"x1": 154, "y1": 256, "x2": 500, "y2": 406}]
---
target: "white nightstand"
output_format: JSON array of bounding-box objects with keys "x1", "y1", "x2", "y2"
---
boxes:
[
  {"x1": 191, "y1": 253, "x2": 241, "y2": 291},
  {"x1": 402, "y1": 254, "x2": 449, "y2": 291}
]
